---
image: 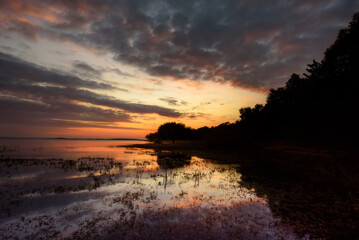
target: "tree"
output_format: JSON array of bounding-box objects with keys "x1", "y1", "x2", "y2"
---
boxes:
[
  {"x1": 157, "y1": 122, "x2": 186, "y2": 143},
  {"x1": 238, "y1": 11, "x2": 359, "y2": 140},
  {"x1": 239, "y1": 104, "x2": 263, "y2": 122},
  {"x1": 145, "y1": 132, "x2": 158, "y2": 141}
]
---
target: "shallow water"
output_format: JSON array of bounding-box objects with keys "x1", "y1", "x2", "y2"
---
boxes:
[{"x1": 0, "y1": 139, "x2": 308, "y2": 239}]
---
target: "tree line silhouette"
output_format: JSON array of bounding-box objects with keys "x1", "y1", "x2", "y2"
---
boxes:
[{"x1": 147, "y1": 12, "x2": 359, "y2": 148}]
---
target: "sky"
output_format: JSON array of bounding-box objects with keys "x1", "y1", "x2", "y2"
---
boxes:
[{"x1": 0, "y1": 0, "x2": 358, "y2": 138}]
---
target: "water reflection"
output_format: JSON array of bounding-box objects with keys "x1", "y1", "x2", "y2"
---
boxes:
[
  {"x1": 0, "y1": 139, "x2": 305, "y2": 239},
  {"x1": 238, "y1": 151, "x2": 359, "y2": 240}
]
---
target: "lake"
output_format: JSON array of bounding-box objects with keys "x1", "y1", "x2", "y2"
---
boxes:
[{"x1": 0, "y1": 139, "x2": 344, "y2": 239}]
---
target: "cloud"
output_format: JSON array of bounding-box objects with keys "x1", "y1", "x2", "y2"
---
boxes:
[
  {"x1": 18, "y1": 42, "x2": 31, "y2": 50},
  {"x1": 72, "y1": 60, "x2": 134, "y2": 80},
  {"x1": 0, "y1": 52, "x2": 116, "y2": 90},
  {"x1": 159, "y1": 97, "x2": 189, "y2": 106},
  {"x1": 0, "y1": 95, "x2": 132, "y2": 127},
  {"x1": 186, "y1": 112, "x2": 209, "y2": 119},
  {"x1": 0, "y1": 96, "x2": 145, "y2": 138},
  {"x1": 0, "y1": 45, "x2": 16, "y2": 52},
  {"x1": 0, "y1": 52, "x2": 182, "y2": 131},
  {"x1": 1, "y1": 0, "x2": 358, "y2": 91},
  {"x1": 73, "y1": 60, "x2": 102, "y2": 78},
  {"x1": 109, "y1": 68, "x2": 134, "y2": 78}
]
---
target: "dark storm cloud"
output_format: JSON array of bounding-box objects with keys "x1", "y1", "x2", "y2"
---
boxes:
[
  {"x1": 1, "y1": 0, "x2": 358, "y2": 91},
  {"x1": 0, "y1": 52, "x2": 182, "y2": 128}
]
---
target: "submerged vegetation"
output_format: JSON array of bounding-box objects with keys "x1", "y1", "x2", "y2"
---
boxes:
[
  {"x1": 2, "y1": 141, "x2": 357, "y2": 239},
  {"x1": 2, "y1": 144, "x2": 303, "y2": 240}
]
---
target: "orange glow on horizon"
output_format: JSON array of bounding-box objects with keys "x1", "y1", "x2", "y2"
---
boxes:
[{"x1": 43, "y1": 127, "x2": 149, "y2": 139}]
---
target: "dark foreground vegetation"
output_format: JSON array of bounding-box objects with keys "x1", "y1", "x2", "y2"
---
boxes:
[{"x1": 147, "y1": 12, "x2": 359, "y2": 150}]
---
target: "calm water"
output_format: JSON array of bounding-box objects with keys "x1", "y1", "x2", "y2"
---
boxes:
[{"x1": 0, "y1": 139, "x2": 307, "y2": 239}]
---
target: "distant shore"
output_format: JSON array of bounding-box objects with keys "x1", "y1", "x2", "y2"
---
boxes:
[{"x1": 125, "y1": 140, "x2": 207, "y2": 150}]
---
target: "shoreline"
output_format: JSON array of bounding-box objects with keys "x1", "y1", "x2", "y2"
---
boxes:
[{"x1": 124, "y1": 140, "x2": 359, "y2": 161}]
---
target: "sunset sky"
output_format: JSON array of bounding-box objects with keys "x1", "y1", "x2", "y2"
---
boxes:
[{"x1": 0, "y1": 0, "x2": 358, "y2": 138}]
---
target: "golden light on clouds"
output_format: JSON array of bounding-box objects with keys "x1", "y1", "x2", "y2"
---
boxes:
[{"x1": 0, "y1": 0, "x2": 356, "y2": 138}]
